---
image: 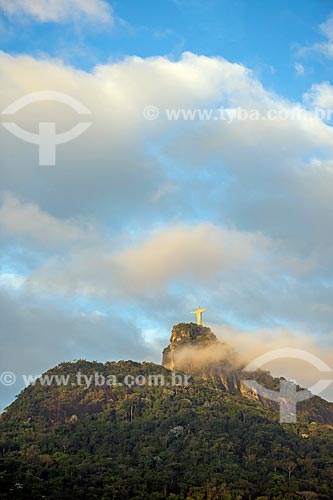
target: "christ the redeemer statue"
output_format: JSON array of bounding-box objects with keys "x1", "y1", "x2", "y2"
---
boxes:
[{"x1": 192, "y1": 306, "x2": 206, "y2": 326}]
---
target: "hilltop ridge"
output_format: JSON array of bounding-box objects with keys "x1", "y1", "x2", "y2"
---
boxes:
[{"x1": 1, "y1": 324, "x2": 333, "y2": 499}]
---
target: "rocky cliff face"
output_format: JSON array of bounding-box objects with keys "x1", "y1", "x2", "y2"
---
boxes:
[
  {"x1": 162, "y1": 322, "x2": 241, "y2": 392},
  {"x1": 162, "y1": 322, "x2": 217, "y2": 370},
  {"x1": 162, "y1": 323, "x2": 333, "y2": 423}
]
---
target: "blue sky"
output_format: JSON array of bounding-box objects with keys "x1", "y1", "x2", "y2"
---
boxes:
[
  {"x1": 1, "y1": 0, "x2": 332, "y2": 98},
  {"x1": 0, "y1": 0, "x2": 333, "y2": 410}
]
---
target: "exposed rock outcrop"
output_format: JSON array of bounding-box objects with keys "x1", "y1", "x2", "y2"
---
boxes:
[
  {"x1": 162, "y1": 322, "x2": 241, "y2": 392},
  {"x1": 162, "y1": 322, "x2": 218, "y2": 370},
  {"x1": 162, "y1": 323, "x2": 333, "y2": 422}
]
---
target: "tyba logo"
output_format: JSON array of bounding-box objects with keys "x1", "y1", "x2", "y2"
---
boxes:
[{"x1": 1, "y1": 91, "x2": 92, "y2": 166}]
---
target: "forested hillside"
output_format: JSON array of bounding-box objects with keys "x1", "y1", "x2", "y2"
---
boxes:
[{"x1": 1, "y1": 357, "x2": 333, "y2": 500}]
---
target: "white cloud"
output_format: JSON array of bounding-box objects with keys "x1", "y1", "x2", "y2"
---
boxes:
[
  {"x1": 1, "y1": 49, "x2": 333, "y2": 388},
  {"x1": 0, "y1": 273, "x2": 26, "y2": 290},
  {"x1": 315, "y1": 13, "x2": 333, "y2": 58},
  {"x1": 0, "y1": 50, "x2": 332, "y2": 279},
  {"x1": 294, "y1": 62, "x2": 304, "y2": 76},
  {"x1": 110, "y1": 224, "x2": 268, "y2": 292},
  {"x1": 0, "y1": 193, "x2": 98, "y2": 249},
  {"x1": 320, "y1": 12, "x2": 333, "y2": 42},
  {"x1": 298, "y1": 12, "x2": 333, "y2": 59},
  {"x1": 0, "y1": 49, "x2": 331, "y2": 227},
  {"x1": 26, "y1": 223, "x2": 269, "y2": 296},
  {"x1": 0, "y1": 0, "x2": 113, "y2": 24},
  {"x1": 213, "y1": 323, "x2": 333, "y2": 401},
  {"x1": 304, "y1": 81, "x2": 333, "y2": 110}
]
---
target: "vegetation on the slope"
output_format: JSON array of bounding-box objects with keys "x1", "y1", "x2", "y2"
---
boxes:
[{"x1": 0, "y1": 360, "x2": 333, "y2": 500}]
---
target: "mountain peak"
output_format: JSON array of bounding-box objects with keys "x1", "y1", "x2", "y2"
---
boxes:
[
  {"x1": 162, "y1": 322, "x2": 220, "y2": 371},
  {"x1": 170, "y1": 322, "x2": 217, "y2": 344}
]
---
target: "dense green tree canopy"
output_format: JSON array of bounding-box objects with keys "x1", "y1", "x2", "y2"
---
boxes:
[{"x1": 0, "y1": 359, "x2": 333, "y2": 499}]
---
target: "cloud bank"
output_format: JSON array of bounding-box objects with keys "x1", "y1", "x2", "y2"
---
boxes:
[
  {"x1": 0, "y1": 49, "x2": 332, "y2": 408},
  {"x1": 298, "y1": 12, "x2": 333, "y2": 59},
  {"x1": 0, "y1": 0, "x2": 113, "y2": 24}
]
